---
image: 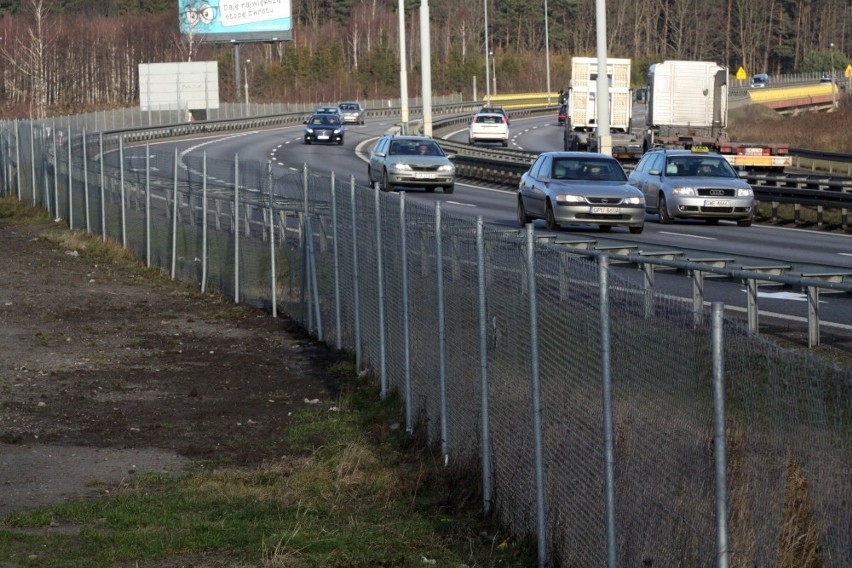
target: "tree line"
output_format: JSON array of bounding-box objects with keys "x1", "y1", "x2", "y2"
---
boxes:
[{"x1": 1, "y1": 0, "x2": 850, "y2": 119}]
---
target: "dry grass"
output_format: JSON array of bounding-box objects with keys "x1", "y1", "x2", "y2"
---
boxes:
[{"x1": 728, "y1": 96, "x2": 852, "y2": 152}]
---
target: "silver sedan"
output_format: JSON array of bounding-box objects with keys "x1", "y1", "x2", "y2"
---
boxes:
[
  {"x1": 517, "y1": 152, "x2": 645, "y2": 233},
  {"x1": 628, "y1": 149, "x2": 754, "y2": 226}
]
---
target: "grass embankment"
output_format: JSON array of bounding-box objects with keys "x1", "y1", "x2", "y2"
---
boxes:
[
  {"x1": 0, "y1": 200, "x2": 534, "y2": 567},
  {"x1": 728, "y1": 100, "x2": 852, "y2": 230}
]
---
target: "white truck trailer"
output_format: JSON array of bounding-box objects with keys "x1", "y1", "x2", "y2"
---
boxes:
[
  {"x1": 563, "y1": 57, "x2": 643, "y2": 162},
  {"x1": 645, "y1": 60, "x2": 790, "y2": 170}
]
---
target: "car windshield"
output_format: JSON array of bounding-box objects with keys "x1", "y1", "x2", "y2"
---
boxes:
[
  {"x1": 389, "y1": 140, "x2": 441, "y2": 156},
  {"x1": 310, "y1": 116, "x2": 339, "y2": 126},
  {"x1": 475, "y1": 114, "x2": 503, "y2": 124},
  {"x1": 664, "y1": 157, "x2": 736, "y2": 177},
  {"x1": 550, "y1": 158, "x2": 626, "y2": 182},
  {"x1": 340, "y1": 104, "x2": 358, "y2": 110}
]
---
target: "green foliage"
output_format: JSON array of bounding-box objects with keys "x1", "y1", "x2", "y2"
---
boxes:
[{"x1": 801, "y1": 48, "x2": 849, "y2": 75}]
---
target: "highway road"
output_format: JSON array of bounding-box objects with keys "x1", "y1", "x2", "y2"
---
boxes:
[{"x1": 122, "y1": 112, "x2": 852, "y2": 345}]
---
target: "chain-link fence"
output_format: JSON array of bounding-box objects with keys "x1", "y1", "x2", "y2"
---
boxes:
[{"x1": 2, "y1": 119, "x2": 850, "y2": 567}]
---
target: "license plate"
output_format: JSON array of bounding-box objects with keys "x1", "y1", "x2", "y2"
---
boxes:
[
  {"x1": 318, "y1": 134, "x2": 329, "y2": 139},
  {"x1": 590, "y1": 207, "x2": 620, "y2": 214},
  {"x1": 414, "y1": 173, "x2": 437, "y2": 179},
  {"x1": 705, "y1": 199, "x2": 730, "y2": 207}
]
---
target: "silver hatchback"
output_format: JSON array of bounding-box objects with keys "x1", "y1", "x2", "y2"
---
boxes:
[{"x1": 628, "y1": 149, "x2": 754, "y2": 226}]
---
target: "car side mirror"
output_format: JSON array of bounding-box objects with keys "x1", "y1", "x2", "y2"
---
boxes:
[
  {"x1": 446, "y1": 153, "x2": 457, "y2": 161},
  {"x1": 648, "y1": 168, "x2": 661, "y2": 176}
]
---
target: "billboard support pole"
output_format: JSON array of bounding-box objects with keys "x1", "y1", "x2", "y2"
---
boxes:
[{"x1": 234, "y1": 42, "x2": 241, "y2": 104}]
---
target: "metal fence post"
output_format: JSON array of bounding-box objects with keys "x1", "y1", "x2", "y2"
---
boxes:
[
  {"x1": 350, "y1": 175, "x2": 362, "y2": 370},
  {"x1": 400, "y1": 192, "x2": 412, "y2": 433},
  {"x1": 29, "y1": 121, "x2": 36, "y2": 205},
  {"x1": 528, "y1": 224, "x2": 547, "y2": 568},
  {"x1": 478, "y1": 217, "x2": 492, "y2": 515},
  {"x1": 99, "y1": 132, "x2": 106, "y2": 241},
  {"x1": 269, "y1": 161, "x2": 277, "y2": 318},
  {"x1": 712, "y1": 302, "x2": 730, "y2": 568},
  {"x1": 374, "y1": 184, "x2": 388, "y2": 399},
  {"x1": 52, "y1": 121, "x2": 59, "y2": 218},
  {"x1": 83, "y1": 131, "x2": 90, "y2": 233},
  {"x1": 331, "y1": 171, "x2": 340, "y2": 346},
  {"x1": 145, "y1": 143, "x2": 151, "y2": 266},
  {"x1": 119, "y1": 135, "x2": 126, "y2": 247},
  {"x1": 67, "y1": 125, "x2": 73, "y2": 230},
  {"x1": 171, "y1": 148, "x2": 178, "y2": 279},
  {"x1": 436, "y1": 202, "x2": 449, "y2": 464},
  {"x1": 598, "y1": 255, "x2": 617, "y2": 568},
  {"x1": 201, "y1": 152, "x2": 208, "y2": 294},
  {"x1": 234, "y1": 155, "x2": 240, "y2": 303}
]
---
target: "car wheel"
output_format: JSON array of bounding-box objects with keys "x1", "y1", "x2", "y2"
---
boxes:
[
  {"x1": 502, "y1": 140, "x2": 509, "y2": 147},
  {"x1": 737, "y1": 218, "x2": 752, "y2": 227},
  {"x1": 304, "y1": 138, "x2": 311, "y2": 145},
  {"x1": 599, "y1": 225, "x2": 612, "y2": 232},
  {"x1": 425, "y1": 187, "x2": 435, "y2": 193},
  {"x1": 706, "y1": 218, "x2": 720, "y2": 225},
  {"x1": 545, "y1": 200, "x2": 560, "y2": 231},
  {"x1": 517, "y1": 198, "x2": 532, "y2": 226},
  {"x1": 381, "y1": 170, "x2": 393, "y2": 192},
  {"x1": 443, "y1": 184, "x2": 454, "y2": 194},
  {"x1": 629, "y1": 225, "x2": 644, "y2": 234},
  {"x1": 658, "y1": 194, "x2": 673, "y2": 224}
]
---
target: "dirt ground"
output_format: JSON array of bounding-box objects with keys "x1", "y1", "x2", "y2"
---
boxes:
[{"x1": 0, "y1": 221, "x2": 340, "y2": 518}]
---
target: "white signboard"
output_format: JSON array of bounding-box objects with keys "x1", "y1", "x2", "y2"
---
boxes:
[{"x1": 139, "y1": 61, "x2": 220, "y2": 112}]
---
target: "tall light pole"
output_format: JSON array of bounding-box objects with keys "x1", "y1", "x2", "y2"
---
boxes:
[
  {"x1": 244, "y1": 58, "x2": 251, "y2": 104},
  {"x1": 484, "y1": 0, "x2": 491, "y2": 104},
  {"x1": 398, "y1": 0, "x2": 409, "y2": 132},
  {"x1": 544, "y1": 0, "x2": 551, "y2": 104}
]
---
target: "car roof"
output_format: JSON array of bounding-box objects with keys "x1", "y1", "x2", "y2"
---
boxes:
[
  {"x1": 380, "y1": 134, "x2": 435, "y2": 142},
  {"x1": 539, "y1": 151, "x2": 620, "y2": 161},
  {"x1": 646, "y1": 148, "x2": 723, "y2": 157}
]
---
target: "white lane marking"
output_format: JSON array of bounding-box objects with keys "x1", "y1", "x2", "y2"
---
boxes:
[
  {"x1": 840, "y1": 252, "x2": 852, "y2": 257},
  {"x1": 658, "y1": 231, "x2": 717, "y2": 240},
  {"x1": 445, "y1": 201, "x2": 476, "y2": 207},
  {"x1": 743, "y1": 290, "x2": 809, "y2": 301}
]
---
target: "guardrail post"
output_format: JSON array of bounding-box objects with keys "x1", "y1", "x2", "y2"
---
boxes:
[
  {"x1": 693, "y1": 270, "x2": 706, "y2": 327},
  {"x1": 807, "y1": 286, "x2": 820, "y2": 347},
  {"x1": 746, "y1": 278, "x2": 760, "y2": 336},
  {"x1": 643, "y1": 263, "x2": 655, "y2": 319}
]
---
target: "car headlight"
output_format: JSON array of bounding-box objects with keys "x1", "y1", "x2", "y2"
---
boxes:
[
  {"x1": 438, "y1": 164, "x2": 455, "y2": 173},
  {"x1": 391, "y1": 163, "x2": 412, "y2": 172},
  {"x1": 623, "y1": 196, "x2": 644, "y2": 205},
  {"x1": 305, "y1": 128, "x2": 314, "y2": 134},
  {"x1": 555, "y1": 194, "x2": 585, "y2": 204},
  {"x1": 737, "y1": 187, "x2": 754, "y2": 197},
  {"x1": 334, "y1": 128, "x2": 342, "y2": 134},
  {"x1": 671, "y1": 186, "x2": 697, "y2": 196}
]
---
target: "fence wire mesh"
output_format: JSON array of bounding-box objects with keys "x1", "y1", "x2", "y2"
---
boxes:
[{"x1": 2, "y1": 120, "x2": 850, "y2": 567}]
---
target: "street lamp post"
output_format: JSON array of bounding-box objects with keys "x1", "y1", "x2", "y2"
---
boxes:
[
  {"x1": 544, "y1": 0, "x2": 551, "y2": 104},
  {"x1": 490, "y1": 51, "x2": 497, "y2": 98},
  {"x1": 484, "y1": 0, "x2": 490, "y2": 104},
  {"x1": 244, "y1": 58, "x2": 251, "y2": 104},
  {"x1": 830, "y1": 43, "x2": 836, "y2": 109}
]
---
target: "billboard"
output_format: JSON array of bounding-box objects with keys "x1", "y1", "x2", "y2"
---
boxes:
[
  {"x1": 139, "y1": 61, "x2": 220, "y2": 113},
  {"x1": 179, "y1": 0, "x2": 292, "y2": 43}
]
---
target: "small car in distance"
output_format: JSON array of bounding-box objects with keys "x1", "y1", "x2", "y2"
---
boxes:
[
  {"x1": 517, "y1": 152, "x2": 645, "y2": 234},
  {"x1": 469, "y1": 112, "x2": 509, "y2": 147},
  {"x1": 303, "y1": 113, "x2": 345, "y2": 145},
  {"x1": 338, "y1": 101, "x2": 365, "y2": 125},
  {"x1": 367, "y1": 135, "x2": 456, "y2": 193},
  {"x1": 627, "y1": 148, "x2": 754, "y2": 226}
]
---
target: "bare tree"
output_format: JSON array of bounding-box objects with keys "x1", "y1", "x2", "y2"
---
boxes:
[{"x1": 1, "y1": 0, "x2": 56, "y2": 118}]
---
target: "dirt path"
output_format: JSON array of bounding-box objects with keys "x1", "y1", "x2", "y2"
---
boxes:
[{"x1": 0, "y1": 222, "x2": 338, "y2": 517}]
